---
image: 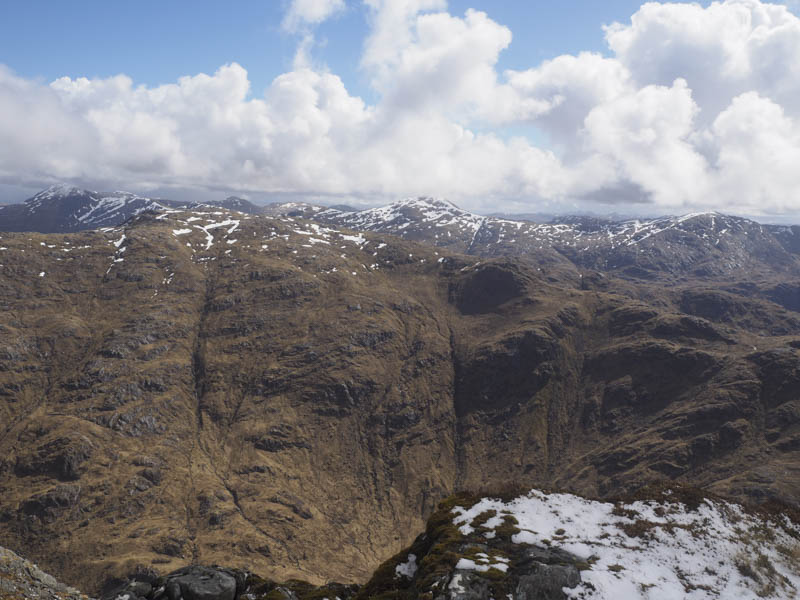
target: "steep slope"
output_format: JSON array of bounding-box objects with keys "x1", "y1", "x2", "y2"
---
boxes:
[{"x1": 1, "y1": 207, "x2": 800, "y2": 595}]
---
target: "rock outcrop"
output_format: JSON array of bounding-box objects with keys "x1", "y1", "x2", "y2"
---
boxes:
[{"x1": 0, "y1": 545, "x2": 90, "y2": 600}]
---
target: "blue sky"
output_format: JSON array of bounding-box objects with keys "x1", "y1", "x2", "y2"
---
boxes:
[
  {"x1": 2, "y1": 0, "x2": 800, "y2": 217},
  {"x1": 0, "y1": 1, "x2": 687, "y2": 99}
]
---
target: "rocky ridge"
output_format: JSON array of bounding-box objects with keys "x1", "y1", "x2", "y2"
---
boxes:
[
  {"x1": 4, "y1": 483, "x2": 798, "y2": 600},
  {"x1": 361, "y1": 484, "x2": 800, "y2": 600},
  {"x1": 6, "y1": 188, "x2": 800, "y2": 284},
  {"x1": 313, "y1": 198, "x2": 800, "y2": 281}
]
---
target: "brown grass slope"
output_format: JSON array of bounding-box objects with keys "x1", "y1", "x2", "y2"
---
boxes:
[{"x1": 0, "y1": 209, "x2": 798, "y2": 594}]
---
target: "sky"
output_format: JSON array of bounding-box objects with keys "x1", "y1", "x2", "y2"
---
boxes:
[{"x1": 1, "y1": 0, "x2": 800, "y2": 218}]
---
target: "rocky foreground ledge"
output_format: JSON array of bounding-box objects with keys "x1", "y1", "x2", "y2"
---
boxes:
[
  {"x1": 4, "y1": 485, "x2": 800, "y2": 600},
  {"x1": 0, "y1": 546, "x2": 89, "y2": 600}
]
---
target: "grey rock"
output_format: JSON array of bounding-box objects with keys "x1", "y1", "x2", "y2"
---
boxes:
[
  {"x1": 165, "y1": 579, "x2": 182, "y2": 600},
  {"x1": 127, "y1": 580, "x2": 152, "y2": 597},
  {"x1": 521, "y1": 546, "x2": 582, "y2": 566},
  {"x1": 515, "y1": 563, "x2": 581, "y2": 600},
  {"x1": 267, "y1": 587, "x2": 298, "y2": 600},
  {"x1": 168, "y1": 566, "x2": 236, "y2": 600},
  {"x1": 151, "y1": 585, "x2": 167, "y2": 599},
  {"x1": 444, "y1": 571, "x2": 489, "y2": 600}
]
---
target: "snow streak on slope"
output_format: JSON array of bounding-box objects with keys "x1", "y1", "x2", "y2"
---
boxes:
[
  {"x1": 11, "y1": 185, "x2": 170, "y2": 232},
  {"x1": 328, "y1": 199, "x2": 767, "y2": 253},
  {"x1": 74, "y1": 192, "x2": 167, "y2": 226},
  {"x1": 337, "y1": 197, "x2": 485, "y2": 234},
  {"x1": 314, "y1": 197, "x2": 798, "y2": 276},
  {"x1": 453, "y1": 490, "x2": 800, "y2": 599}
]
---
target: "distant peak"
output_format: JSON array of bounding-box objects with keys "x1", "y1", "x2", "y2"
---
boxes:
[
  {"x1": 672, "y1": 211, "x2": 723, "y2": 221},
  {"x1": 396, "y1": 196, "x2": 460, "y2": 209},
  {"x1": 34, "y1": 184, "x2": 90, "y2": 199}
]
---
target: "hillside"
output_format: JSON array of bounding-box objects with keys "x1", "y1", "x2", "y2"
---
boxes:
[{"x1": 1, "y1": 200, "x2": 799, "y2": 594}]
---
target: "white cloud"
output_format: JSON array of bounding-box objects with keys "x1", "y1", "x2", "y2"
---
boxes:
[
  {"x1": 2, "y1": 0, "x2": 800, "y2": 216},
  {"x1": 604, "y1": 0, "x2": 800, "y2": 121},
  {"x1": 709, "y1": 91, "x2": 800, "y2": 213},
  {"x1": 581, "y1": 78, "x2": 711, "y2": 207},
  {"x1": 282, "y1": 0, "x2": 346, "y2": 32},
  {"x1": 361, "y1": 0, "x2": 447, "y2": 76},
  {"x1": 373, "y1": 9, "x2": 513, "y2": 122}
]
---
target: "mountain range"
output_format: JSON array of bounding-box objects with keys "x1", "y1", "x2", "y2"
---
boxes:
[
  {"x1": 0, "y1": 186, "x2": 799, "y2": 598},
  {"x1": 5, "y1": 186, "x2": 800, "y2": 281}
]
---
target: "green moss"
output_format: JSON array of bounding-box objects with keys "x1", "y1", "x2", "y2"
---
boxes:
[
  {"x1": 494, "y1": 515, "x2": 521, "y2": 541},
  {"x1": 478, "y1": 567, "x2": 508, "y2": 582},
  {"x1": 470, "y1": 509, "x2": 497, "y2": 533},
  {"x1": 608, "y1": 564, "x2": 625, "y2": 573}
]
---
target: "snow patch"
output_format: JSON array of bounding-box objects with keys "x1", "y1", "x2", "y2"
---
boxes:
[
  {"x1": 453, "y1": 490, "x2": 800, "y2": 599},
  {"x1": 395, "y1": 554, "x2": 417, "y2": 579}
]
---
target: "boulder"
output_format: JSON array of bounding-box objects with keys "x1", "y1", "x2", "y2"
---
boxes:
[{"x1": 168, "y1": 566, "x2": 237, "y2": 600}]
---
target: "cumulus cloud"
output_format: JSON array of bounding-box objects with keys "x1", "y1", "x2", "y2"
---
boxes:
[
  {"x1": 1, "y1": 0, "x2": 800, "y2": 216},
  {"x1": 605, "y1": 0, "x2": 800, "y2": 121},
  {"x1": 282, "y1": 0, "x2": 346, "y2": 32}
]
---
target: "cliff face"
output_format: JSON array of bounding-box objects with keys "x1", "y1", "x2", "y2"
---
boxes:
[{"x1": 1, "y1": 207, "x2": 799, "y2": 594}]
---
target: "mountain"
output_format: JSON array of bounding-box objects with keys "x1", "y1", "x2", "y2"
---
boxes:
[
  {"x1": 0, "y1": 186, "x2": 356, "y2": 232},
  {"x1": 205, "y1": 197, "x2": 264, "y2": 215},
  {"x1": 1, "y1": 203, "x2": 799, "y2": 595},
  {"x1": 260, "y1": 200, "x2": 340, "y2": 219},
  {"x1": 317, "y1": 198, "x2": 800, "y2": 281},
  {"x1": 6, "y1": 188, "x2": 800, "y2": 286},
  {"x1": 0, "y1": 185, "x2": 181, "y2": 233},
  {"x1": 325, "y1": 197, "x2": 485, "y2": 250}
]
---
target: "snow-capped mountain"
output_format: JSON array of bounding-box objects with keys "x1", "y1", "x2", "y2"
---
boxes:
[
  {"x1": 3, "y1": 188, "x2": 800, "y2": 279},
  {"x1": 331, "y1": 197, "x2": 485, "y2": 247},
  {"x1": 204, "y1": 196, "x2": 264, "y2": 214},
  {"x1": 315, "y1": 197, "x2": 800, "y2": 278},
  {"x1": 260, "y1": 200, "x2": 340, "y2": 219},
  {"x1": 476, "y1": 210, "x2": 799, "y2": 277},
  {"x1": 0, "y1": 185, "x2": 178, "y2": 233}
]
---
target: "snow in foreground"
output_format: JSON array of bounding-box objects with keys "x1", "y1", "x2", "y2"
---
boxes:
[{"x1": 454, "y1": 490, "x2": 800, "y2": 599}]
